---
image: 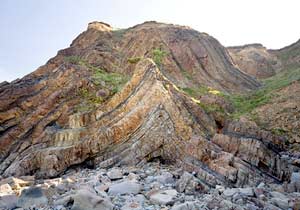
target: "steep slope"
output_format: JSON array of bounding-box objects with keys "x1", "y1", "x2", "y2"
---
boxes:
[
  {"x1": 55, "y1": 21, "x2": 260, "y2": 93},
  {"x1": 0, "y1": 59, "x2": 294, "y2": 188},
  {"x1": 228, "y1": 39, "x2": 300, "y2": 79},
  {"x1": 273, "y1": 39, "x2": 300, "y2": 69},
  {"x1": 228, "y1": 44, "x2": 281, "y2": 78},
  {"x1": 0, "y1": 21, "x2": 296, "y2": 189}
]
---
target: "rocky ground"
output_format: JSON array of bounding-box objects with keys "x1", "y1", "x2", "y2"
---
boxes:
[{"x1": 0, "y1": 162, "x2": 300, "y2": 210}]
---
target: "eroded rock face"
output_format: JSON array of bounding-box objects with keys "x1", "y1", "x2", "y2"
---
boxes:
[
  {"x1": 228, "y1": 39, "x2": 300, "y2": 79},
  {"x1": 0, "y1": 21, "x2": 297, "y2": 191},
  {"x1": 228, "y1": 44, "x2": 281, "y2": 78},
  {"x1": 0, "y1": 58, "x2": 294, "y2": 190},
  {"x1": 59, "y1": 21, "x2": 260, "y2": 93}
]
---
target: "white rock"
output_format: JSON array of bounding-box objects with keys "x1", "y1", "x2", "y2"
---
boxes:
[
  {"x1": 223, "y1": 188, "x2": 240, "y2": 197},
  {"x1": 149, "y1": 189, "x2": 178, "y2": 205},
  {"x1": 108, "y1": 181, "x2": 141, "y2": 195},
  {"x1": 155, "y1": 172, "x2": 174, "y2": 184},
  {"x1": 257, "y1": 182, "x2": 265, "y2": 189},
  {"x1": 171, "y1": 201, "x2": 205, "y2": 210},
  {"x1": 270, "y1": 197, "x2": 289, "y2": 210},
  {"x1": 176, "y1": 172, "x2": 193, "y2": 193},
  {"x1": 107, "y1": 168, "x2": 123, "y2": 180},
  {"x1": 239, "y1": 187, "x2": 254, "y2": 197},
  {"x1": 216, "y1": 185, "x2": 225, "y2": 193},
  {"x1": 0, "y1": 194, "x2": 18, "y2": 210},
  {"x1": 71, "y1": 189, "x2": 113, "y2": 210},
  {"x1": 0, "y1": 184, "x2": 14, "y2": 196},
  {"x1": 290, "y1": 172, "x2": 300, "y2": 192}
]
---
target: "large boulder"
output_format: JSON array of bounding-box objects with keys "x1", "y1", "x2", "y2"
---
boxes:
[{"x1": 16, "y1": 187, "x2": 48, "y2": 209}]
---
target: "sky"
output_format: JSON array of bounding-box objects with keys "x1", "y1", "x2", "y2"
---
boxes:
[{"x1": 1, "y1": 0, "x2": 300, "y2": 82}]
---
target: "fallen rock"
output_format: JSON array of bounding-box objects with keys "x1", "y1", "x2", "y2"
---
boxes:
[
  {"x1": 290, "y1": 172, "x2": 300, "y2": 192},
  {"x1": 107, "y1": 168, "x2": 123, "y2": 180},
  {"x1": 108, "y1": 181, "x2": 141, "y2": 195},
  {"x1": 176, "y1": 172, "x2": 193, "y2": 193},
  {"x1": 270, "y1": 191, "x2": 289, "y2": 210},
  {"x1": 0, "y1": 177, "x2": 32, "y2": 191},
  {"x1": 171, "y1": 201, "x2": 205, "y2": 210},
  {"x1": 239, "y1": 187, "x2": 254, "y2": 197},
  {"x1": 155, "y1": 172, "x2": 174, "y2": 184},
  {"x1": 223, "y1": 188, "x2": 240, "y2": 197},
  {"x1": 16, "y1": 187, "x2": 48, "y2": 209},
  {"x1": 0, "y1": 194, "x2": 18, "y2": 210},
  {"x1": 149, "y1": 189, "x2": 178, "y2": 205},
  {"x1": 71, "y1": 189, "x2": 113, "y2": 210},
  {"x1": 0, "y1": 184, "x2": 14, "y2": 196}
]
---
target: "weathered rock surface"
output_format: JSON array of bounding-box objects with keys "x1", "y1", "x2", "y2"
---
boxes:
[
  {"x1": 108, "y1": 181, "x2": 141, "y2": 195},
  {"x1": 228, "y1": 44, "x2": 280, "y2": 78},
  {"x1": 0, "y1": 58, "x2": 292, "y2": 188},
  {"x1": 16, "y1": 187, "x2": 48, "y2": 209},
  {"x1": 0, "y1": 162, "x2": 299, "y2": 210},
  {"x1": 0, "y1": 20, "x2": 300, "y2": 210},
  {"x1": 228, "y1": 39, "x2": 300, "y2": 79}
]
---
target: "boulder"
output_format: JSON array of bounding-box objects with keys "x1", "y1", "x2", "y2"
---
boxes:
[
  {"x1": 16, "y1": 187, "x2": 48, "y2": 209},
  {"x1": 239, "y1": 187, "x2": 254, "y2": 197},
  {"x1": 108, "y1": 181, "x2": 141, "y2": 195},
  {"x1": 223, "y1": 188, "x2": 240, "y2": 197},
  {"x1": 149, "y1": 189, "x2": 178, "y2": 205},
  {"x1": 107, "y1": 168, "x2": 123, "y2": 180},
  {"x1": 171, "y1": 201, "x2": 206, "y2": 210},
  {"x1": 71, "y1": 189, "x2": 113, "y2": 210},
  {"x1": 0, "y1": 184, "x2": 14, "y2": 196},
  {"x1": 0, "y1": 194, "x2": 18, "y2": 210},
  {"x1": 155, "y1": 172, "x2": 174, "y2": 184},
  {"x1": 290, "y1": 172, "x2": 300, "y2": 192},
  {"x1": 176, "y1": 172, "x2": 196, "y2": 193}
]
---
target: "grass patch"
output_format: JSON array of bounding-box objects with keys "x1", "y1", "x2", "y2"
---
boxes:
[
  {"x1": 182, "y1": 70, "x2": 192, "y2": 80},
  {"x1": 92, "y1": 68, "x2": 129, "y2": 94},
  {"x1": 227, "y1": 67, "x2": 300, "y2": 118},
  {"x1": 271, "y1": 128, "x2": 287, "y2": 136},
  {"x1": 180, "y1": 86, "x2": 224, "y2": 98},
  {"x1": 64, "y1": 56, "x2": 82, "y2": 65},
  {"x1": 64, "y1": 56, "x2": 129, "y2": 112},
  {"x1": 198, "y1": 103, "x2": 225, "y2": 114},
  {"x1": 152, "y1": 48, "x2": 167, "y2": 67},
  {"x1": 112, "y1": 28, "x2": 127, "y2": 40}
]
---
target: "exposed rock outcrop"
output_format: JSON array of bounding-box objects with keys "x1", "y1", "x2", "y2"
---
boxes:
[
  {"x1": 0, "y1": 59, "x2": 294, "y2": 188},
  {"x1": 0, "y1": 21, "x2": 297, "y2": 194},
  {"x1": 228, "y1": 44, "x2": 281, "y2": 78}
]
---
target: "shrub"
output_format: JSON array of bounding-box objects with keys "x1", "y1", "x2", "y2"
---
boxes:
[
  {"x1": 64, "y1": 56, "x2": 82, "y2": 65},
  {"x1": 227, "y1": 67, "x2": 300, "y2": 118},
  {"x1": 152, "y1": 48, "x2": 167, "y2": 67}
]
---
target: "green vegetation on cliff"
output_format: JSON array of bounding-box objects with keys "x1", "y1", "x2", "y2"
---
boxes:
[
  {"x1": 64, "y1": 56, "x2": 129, "y2": 112},
  {"x1": 228, "y1": 67, "x2": 300, "y2": 118}
]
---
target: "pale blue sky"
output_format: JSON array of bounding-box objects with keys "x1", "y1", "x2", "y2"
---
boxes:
[{"x1": 1, "y1": 0, "x2": 300, "y2": 82}]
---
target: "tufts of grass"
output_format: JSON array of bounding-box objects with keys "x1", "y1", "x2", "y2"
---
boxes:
[
  {"x1": 182, "y1": 70, "x2": 193, "y2": 80},
  {"x1": 180, "y1": 86, "x2": 224, "y2": 98},
  {"x1": 152, "y1": 48, "x2": 167, "y2": 67},
  {"x1": 127, "y1": 57, "x2": 142, "y2": 64},
  {"x1": 227, "y1": 67, "x2": 300, "y2": 118},
  {"x1": 64, "y1": 56, "x2": 129, "y2": 113},
  {"x1": 198, "y1": 103, "x2": 225, "y2": 114},
  {"x1": 64, "y1": 56, "x2": 82, "y2": 65},
  {"x1": 271, "y1": 128, "x2": 287, "y2": 136},
  {"x1": 92, "y1": 68, "x2": 129, "y2": 94}
]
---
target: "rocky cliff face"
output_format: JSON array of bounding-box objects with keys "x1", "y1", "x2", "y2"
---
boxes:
[
  {"x1": 228, "y1": 44, "x2": 281, "y2": 79},
  {"x1": 0, "y1": 21, "x2": 300, "y2": 210},
  {"x1": 227, "y1": 39, "x2": 300, "y2": 79}
]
